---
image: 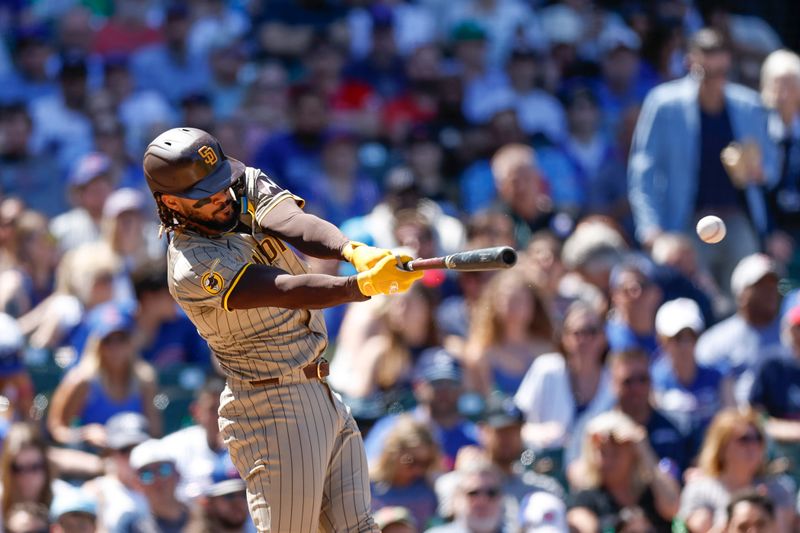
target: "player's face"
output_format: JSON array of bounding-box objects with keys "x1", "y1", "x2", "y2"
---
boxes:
[{"x1": 165, "y1": 189, "x2": 238, "y2": 233}]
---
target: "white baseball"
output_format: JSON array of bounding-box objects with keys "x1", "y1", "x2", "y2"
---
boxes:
[{"x1": 696, "y1": 215, "x2": 727, "y2": 244}]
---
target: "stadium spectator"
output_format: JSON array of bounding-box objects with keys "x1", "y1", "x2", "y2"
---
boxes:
[
  {"x1": 678, "y1": 408, "x2": 795, "y2": 533},
  {"x1": 0, "y1": 103, "x2": 65, "y2": 216},
  {"x1": 465, "y1": 269, "x2": 555, "y2": 397},
  {"x1": 47, "y1": 303, "x2": 161, "y2": 449},
  {"x1": 0, "y1": 26, "x2": 55, "y2": 104},
  {"x1": 184, "y1": 452, "x2": 251, "y2": 533},
  {"x1": 81, "y1": 412, "x2": 150, "y2": 533},
  {"x1": 49, "y1": 152, "x2": 115, "y2": 253},
  {"x1": 724, "y1": 490, "x2": 777, "y2": 533},
  {"x1": 364, "y1": 348, "x2": 479, "y2": 471},
  {"x1": 652, "y1": 298, "x2": 734, "y2": 442},
  {"x1": 760, "y1": 49, "x2": 800, "y2": 269},
  {"x1": 696, "y1": 253, "x2": 783, "y2": 405},
  {"x1": 474, "y1": 393, "x2": 564, "y2": 504},
  {"x1": 567, "y1": 411, "x2": 680, "y2": 533},
  {"x1": 370, "y1": 415, "x2": 440, "y2": 530},
  {"x1": 0, "y1": 210, "x2": 58, "y2": 318},
  {"x1": 514, "y1": 300, "x2": 612, "y2": 453},
  {"x1": 605, "y1": 255, "x2": 663, "y2": 355},
  {"x1": 0, "y1": 423, "x2": 71, "y2": 527},
  {"x1": 128, "y1": 259, "x2": 211, "y2": 371},
  {"x1": 253, "y1": 86, "x2": 330, "y2": 194},
  {"x1": 161, "y1": 377, "x2": 226, "y2": 502},
  {"x1": 426, "y1": 458, "x2": 507, "y2": 533},
  {"x1": 49, "y1": 489, "x2": 97, "y2": 533},
  {"x1": 372, "y1": 505, "x2": 417, "y2": 533},
  {"x1": 628, "y1": 28, "x2": 776, "y2": 295},
  {"x1": 91, "y1": 0, "x2": 162, "y2": 58},
  {"x1": 748, "y1": 302, "x2": 800, "y2": 483},
  {"x1": 120, "y1": 438, "x2": 190, "y2": 532},
  {"x1": 0, "y1": 313, "x2": 34, "y2": 422},
  {"x1": 567, "y1": 349, "x2": 691, "y2": 476}
]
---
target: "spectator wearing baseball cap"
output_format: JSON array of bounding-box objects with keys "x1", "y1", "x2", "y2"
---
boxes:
[
  {"x1": 81, "y1": 412, "x2": 151, "y2": 533},
  {"x1": 46, "y1": 302, "x2": 161, "y2": 449},
  {"x1": 518, "y1": 490, "x2": 568, "y2": 533},
  {"x1": 184, "y1": 452, "x2": 250, "y2": 533},
  {"x1": 748, "y1": 302, "x2": 800, "y2": 479},
  {"x1": 651, "y1": 298, "x2": 735, "y2": 449},
  {"x1": 696, "y1": 253, "x2": 783, "y2": 405},
  {"x1": 119, "y1": 438, "x2": 189, "y2": 532},
  {"x1": 372, "y1": 506, "x2": 417, "y2": 533},
  {"x1": 49, "y1": 488, "x2": 97, "y2": 533},
  {"x1": 50, "y1": 152, "x2": 115, "y2": 252},
  {"x1": 363, "y1": 348, "x2": 479, "y2": 471},
  {"x1": 476, "y1": 393, "x2": 565, "y2": 504}
]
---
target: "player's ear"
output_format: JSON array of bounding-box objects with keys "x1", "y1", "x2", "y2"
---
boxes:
[{"x1": 160, "y1": 194, "x2": 182, "y2": 211}]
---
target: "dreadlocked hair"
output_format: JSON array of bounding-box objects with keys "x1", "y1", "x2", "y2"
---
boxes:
[{"x1": 154, "y1": 192, "x2": 190, "y2": 240}]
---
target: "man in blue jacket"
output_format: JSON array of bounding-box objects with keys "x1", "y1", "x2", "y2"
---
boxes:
[{"x1": 628, "y1": 28, "x2": 777, "y2": 295}]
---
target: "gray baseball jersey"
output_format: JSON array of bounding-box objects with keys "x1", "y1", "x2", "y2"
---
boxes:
[
  {"x1": 166, "y1": 166, "x2": 379, "y2": 532},
  {"x1": 167, "y1": 167, "x2": 327, "y2": 382}
]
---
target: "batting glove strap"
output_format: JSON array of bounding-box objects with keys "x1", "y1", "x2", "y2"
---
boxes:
[
  {"x1": 343, "y1": 241, "x2": 394, "y2": 273},
  {"x1": 356, "y1": 255, "x2": 423, "y2": 296}
]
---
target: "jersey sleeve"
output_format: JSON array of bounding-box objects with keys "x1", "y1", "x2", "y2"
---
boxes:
[
  {"x1": 171, "y1": 243, "x2": 252, "y2": 312},
  {"x1": 248, "y1": 169, "x2": 305, "y2": 224}
]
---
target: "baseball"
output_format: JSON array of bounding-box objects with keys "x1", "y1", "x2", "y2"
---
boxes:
[{"x1": 696, "y1": 215, "x2": 727, "y2": 244}]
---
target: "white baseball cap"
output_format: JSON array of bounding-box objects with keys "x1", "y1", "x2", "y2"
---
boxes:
[
  {"x1": 519, "y1": 491, "x2": 568, "y2": 533},
  {"x1": 730, "y1": 253, "x2": 778, "y2": 298},
  {"x1": 655, "y1": 298, "x2": 705, "y2": 338},
  {"x1": 129, "y1": 438, "x2": 173, "y2": 470}
]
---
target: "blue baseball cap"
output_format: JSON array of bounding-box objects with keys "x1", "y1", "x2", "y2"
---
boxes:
[
  {"x1": 50, "y1": 489, "x2": 97, "y2": 521},
  {"x1": 414, "y1": 348, "x2": 463, "y2": 383},
  {"x1": 0, "y1": 313, "x2": 24, "y2": 377},
  {"x1": 69, "y1": 152, "x2": 112, "y2": 188},
  {"x1": 86, "y1": 303, "x2": 135, "y2": 341},
  {"x1": 205, "y1": 452, "x2": 246, "y2": 497}
]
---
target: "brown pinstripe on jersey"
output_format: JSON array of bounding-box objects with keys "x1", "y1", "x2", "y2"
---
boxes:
[{"x1": 167, "y1": 167, "x2": 327, "y2": 382}]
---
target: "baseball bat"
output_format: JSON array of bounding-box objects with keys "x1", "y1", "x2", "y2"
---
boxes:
[{"x1": 399, "y1": 246, "x2": 517, "y2": 272}]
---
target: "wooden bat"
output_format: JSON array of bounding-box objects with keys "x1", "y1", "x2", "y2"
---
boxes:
[{"x1": 398, "y1": 246, "x2": 517, "y2": 272}]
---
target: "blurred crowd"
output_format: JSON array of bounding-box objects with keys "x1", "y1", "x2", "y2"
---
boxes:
[{"x1": 1, "y1": 0, "x2": 800, "y2": 532}]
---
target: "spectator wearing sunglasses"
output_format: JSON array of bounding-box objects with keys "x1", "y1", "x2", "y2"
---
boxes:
[
  {"x1": 678, "y1": 409, "x2": 796, "y2": 533},
  {"x1": 652, "y1": 298, "x2": 735, "y2": 450},
  {"x1": 567, "y1": 411, "x2": 680, "y2": 533},
  {"x1": 426, "y1": 459, "x2": 508, "y2": 533},
  {"x1": 566, "y1": 349, "x2": 691, "y2": 481},
  {"x1": 81, "y1": 412, "x2": 150, "y2": 533},
  {"x1": 118, "y1": 439, "x2": 189, "y2": 533},
  {"x1": 185, "y1": 452, "x2": 251, "y2": 533}
]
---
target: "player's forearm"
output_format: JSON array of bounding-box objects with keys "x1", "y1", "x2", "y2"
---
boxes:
[
  {"x1": 227, "y1": 268, "x2": 368, "y2": 310},
  {"x1": 259, "y1": 202, "x2": 349, "y2": 259}
]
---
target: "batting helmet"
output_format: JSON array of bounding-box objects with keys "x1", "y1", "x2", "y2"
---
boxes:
[{"x1": 143, "y1": 127, "x2": 245, "y2": 199}]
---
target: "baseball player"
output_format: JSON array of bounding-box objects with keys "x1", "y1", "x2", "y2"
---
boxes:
[{"x1": 142, "y1": 127, "x2": 423, "y2": 532}]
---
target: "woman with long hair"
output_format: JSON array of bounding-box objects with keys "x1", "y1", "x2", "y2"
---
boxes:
[
  {"x1": 0, "y1": 209, "x2": 59, "y2": 317},
  {"x1": 370, "y1": 415, "x2": 440, "y2": 531},
  {"x1": 514, "y1": 300, "x2": 612, "y2": 452},
  {"x1": 46, "y1": 304, "x2": 160, "y2": 449},
  {"x1": 567, "y1": 411, "x2": 680, "y2": 533},
  {"x1": 0, "y1": 423, "x2": 55, "y2": 527},
  {"x1": 678, "y1": 408, "x2": 796, "y2": 533},
  {"x1": 465, "y1": 269, "x2": 556, "y2": 397}
]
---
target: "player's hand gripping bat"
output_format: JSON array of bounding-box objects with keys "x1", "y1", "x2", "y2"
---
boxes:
[{"x1": 397, "y1": 246, "x2": 517, "y2": 272}]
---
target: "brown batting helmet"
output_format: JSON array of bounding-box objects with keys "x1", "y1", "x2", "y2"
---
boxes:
[{"x1": 143, "y1": 127, "x2": 246, "y2": 199}]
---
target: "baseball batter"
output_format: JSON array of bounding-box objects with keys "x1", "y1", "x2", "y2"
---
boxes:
[{"x1": 142, "y1": 127, "x2": 422, "y2": 532}]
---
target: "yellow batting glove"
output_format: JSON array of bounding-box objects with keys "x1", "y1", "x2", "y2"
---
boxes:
[
  {"x1": 356, "y1": 255, "x2": 423, "y2": 297},
  {"x1": 342, "y1": 241, "x2": 394, "y2": 272}
]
